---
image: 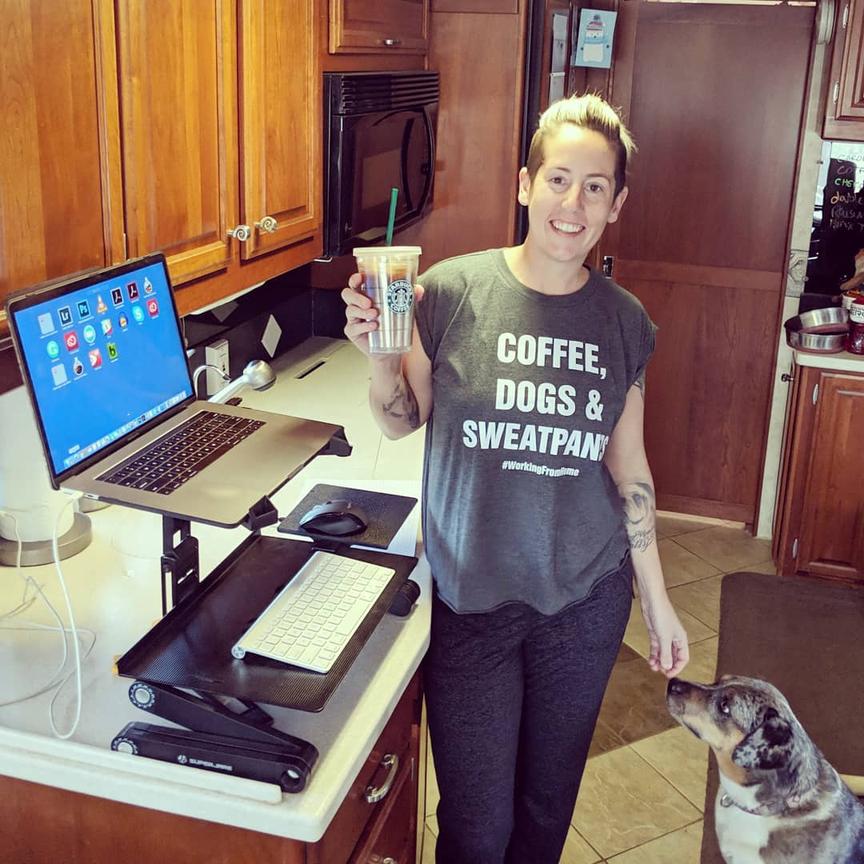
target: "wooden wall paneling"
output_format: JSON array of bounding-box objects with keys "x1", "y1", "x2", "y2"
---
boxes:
[
  {"x1": 797, "y1": 373, "x2": 864, "y2": 581},
  {"x1": 238, "y1": 0, "x2": 321, "y2": 259},
  {"x1": 432, "y1": 0, "x2": 519, "y2": 13},
  {"x1": 628, "y1": 270, "x2": 782, "y2": 523},
  {"x1": 0, "y1": 0, "x2": 120, "y2": 302},
  {"x1": 396, "y1": 9, "x2": 527, "y2": 267},
  {"x1": 115, "y1": 0, "x2": 238, "y2": 286}
]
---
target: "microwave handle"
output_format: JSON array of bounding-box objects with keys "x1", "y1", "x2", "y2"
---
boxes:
[{"x1": 418, "y1": 106, "x2": 436, "y2": 212}]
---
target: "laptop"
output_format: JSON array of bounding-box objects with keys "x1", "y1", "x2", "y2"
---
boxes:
[{"x1": 5, "y1": 254, "x2": 343, "y2": 527}]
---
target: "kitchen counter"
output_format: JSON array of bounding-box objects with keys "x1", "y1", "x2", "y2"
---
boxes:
[
  {"x1": 793, "y1": 348, "x2": 864, "y2": 372},
  {"x1": 0, "y1": 338, "x2": 428, "y2": 843}
]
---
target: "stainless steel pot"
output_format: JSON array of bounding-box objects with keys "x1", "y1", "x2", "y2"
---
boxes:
[{"x1": 784, "y1": 307, "x2": 849, "y2": 353}]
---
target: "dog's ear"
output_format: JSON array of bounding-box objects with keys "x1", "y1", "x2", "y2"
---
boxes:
[{"x1": 732, "y1": 708, "x2": 794, "y2": 771}]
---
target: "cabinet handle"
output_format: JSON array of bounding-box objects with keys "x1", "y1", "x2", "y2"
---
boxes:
[
  {"x1": 255, "y1": 215, "x2": 278, "y2": 233},
  {"x1": 227, "y1": 224, "x2": 251, "y2": 242},
  {"x1": 382, "y1": 38, "x2": 402, "y2": 46},
  {"x1": 365, "y1": 753, "x2": 399, "y2": 803},
  {"x1": 781, "y1": 372, "x2": 794, "y2": 383}
]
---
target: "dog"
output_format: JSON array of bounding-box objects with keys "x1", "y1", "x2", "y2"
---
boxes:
[{"x1": 666, "y1": 675, "x2": 864, "y2": 863}]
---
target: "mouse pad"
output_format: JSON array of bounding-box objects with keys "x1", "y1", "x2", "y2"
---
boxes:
[{"x1": 278, "y1": 484, "x2": 418, "y2": 549}]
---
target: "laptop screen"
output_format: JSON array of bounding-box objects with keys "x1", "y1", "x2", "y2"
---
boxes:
[{"x1": 8, "y1": 256, "x2": 194, "y2": 481}]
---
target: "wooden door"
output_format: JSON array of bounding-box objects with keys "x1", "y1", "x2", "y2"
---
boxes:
[
  {"x1": 797, "y1": 372, "x2": 864, "y2": 582},
  {"x1": 606, "y1": 1, "x2": 814, "y2": 523},
  {"x1": 0, "y1": 0, "x2": 123, "y2": 309},
  {"x1": 115, "y1": 0, "x2": 238, "y2": 287},
  {"x1": 238, "y1": 0, "x2": 320, "y2": 260},
  {"x1": 330, "y1": 0, "x2": 429, "y2": 54},
  {"x1": 824, "y1": 0, "x2": 864, "y2": 140}
]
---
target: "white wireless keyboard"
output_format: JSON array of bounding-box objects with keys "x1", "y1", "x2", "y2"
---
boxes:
[{"x1": 230, "y1": 551, "x2": 395, "y2": 673}]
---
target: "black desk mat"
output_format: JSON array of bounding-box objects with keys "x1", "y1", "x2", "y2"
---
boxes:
[
  {"x1": 277, "y1": 484, "x2": 418, "y2": 550},
  {"x1": 116, "y1": 535, "x2": 418, "y2": 713}
]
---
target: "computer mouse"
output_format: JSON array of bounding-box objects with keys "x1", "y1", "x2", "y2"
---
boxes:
[{"x1": 298, "y1": 499, "x2": 368, "y2": 536}]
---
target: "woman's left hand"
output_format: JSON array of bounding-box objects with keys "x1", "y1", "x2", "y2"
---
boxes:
[{"x1": 638, "y1": 590, "x2": 689, "y2": 678}]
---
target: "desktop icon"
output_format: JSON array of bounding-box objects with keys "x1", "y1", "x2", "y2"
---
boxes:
[
  {"x1": 37, "y1": 312, "x2": 55, "y2": 335},
  {"x1": 51, "y1": 364, "x2": 68, "y2": 386},
  {"x1": 46, "y1": 340, "x2": 60, "y2": 360},
  {"x1": 127, "y1": 281, "x2": 140, "y2": 301},
  {"x1": 58, "y1": 306, "x2": 73, "y2": 327},
  {"x1": 132, "y1": 305, "x2": 145, "y2": 323},
  {"x1": 88, "y1": 348, "x2": 102, "y2": 369},
  {"x1": 111, "y1": 287, "x2": 123, "y2": 307},
  {"x1": 72, "y1": 357, "x2": 85, "y2": 377},
  {"x1": 83, "y1": 324, "x2": 97, "y2": 345},
  {"x1": 101, "y1": 318, "x2": 113, "y2": 336},
  {"x1": 64, "y1": 331, "x2": 79, "y2": 352},
  {"x1": 77, "y1": 299, "x2": 91, "y2": 319},
  {"x1": 96, "y1": 295, "x2": 108, "y2": 314},
  {"x1": 144, "y1": 277, "x2": 154, "y2": 295},
  {"x1": 107, "y1": 342, "x2": 118, "y2": 361},
  {"x1": 146, "y1": 298, "x2": 159, "y2": 317},
  {"x1": 118, "y1": 313, "x2": 129, "y2": 329}
]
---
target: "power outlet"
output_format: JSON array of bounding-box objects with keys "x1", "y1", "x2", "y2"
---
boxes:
[{"x1": 205, "y1": 338, "x2": 230, "y2": 396}]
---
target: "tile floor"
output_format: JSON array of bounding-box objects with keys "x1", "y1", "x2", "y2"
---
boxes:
[{"x1": 417, "y1": 513, "x2": 774, "y2": 864}]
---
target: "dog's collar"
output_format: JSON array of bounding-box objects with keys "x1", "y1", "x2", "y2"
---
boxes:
[{"x1": 719, "y1": 789, "x2": 817, "y2": 817}]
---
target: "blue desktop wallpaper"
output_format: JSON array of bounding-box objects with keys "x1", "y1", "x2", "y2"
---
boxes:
[{"x1": 13, "y1": 261, "x2": 194, "y2": 477}]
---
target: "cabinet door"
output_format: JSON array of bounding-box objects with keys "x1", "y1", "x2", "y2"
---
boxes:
[
  {"x1": 238, "y1": 0, "x2": 320, "y2": 259},
  {"x1": 115, "y1": 0, "x2": 238, "y2": 286},
  {"x1": 0, "y1": 0, "x2": 123, "y2": 307},
  {"x1": 330, "y1": 0, "x2": 429, "y2": 54},
  {"x1": 797, "y1": 372, "x2": 864, "y2": 581},
  {"x1": 824, "y1": 0, "x2": 864, "y2": 139}
]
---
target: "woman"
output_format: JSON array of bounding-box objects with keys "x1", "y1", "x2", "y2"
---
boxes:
[{"x1": 342, "y1": 93, "x2": 689, "y2": 864}]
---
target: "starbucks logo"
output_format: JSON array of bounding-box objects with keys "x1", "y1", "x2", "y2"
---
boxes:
[{"x1": 386, "y1": 279, "x2": 414, "y2": 314}]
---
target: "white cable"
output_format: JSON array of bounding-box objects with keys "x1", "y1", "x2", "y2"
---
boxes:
[{"x1": 0, "y1": 513, "x2": 37, "y2": 620}]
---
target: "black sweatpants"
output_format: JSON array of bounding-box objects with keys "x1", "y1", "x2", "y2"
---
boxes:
[{"x1": 424, "y1": 561, "x2": 632, "y2": 864}]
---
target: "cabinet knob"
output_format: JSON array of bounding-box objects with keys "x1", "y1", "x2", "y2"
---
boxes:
[
  {"x1": 255, "y1": 215, "x2": 278, "y2": 233},
  {"x1": 781, "y1": 372, "x2": 794, "y2": 383},
  {"x1": 381, "y1": 38, "x2": 402, "y2": 47},
  {"x1": 227, "y1": 224, "x2": 251, "y2": 242},
  {"x1": 364, "y1": 753, "x2": 399, "y2": 803}
]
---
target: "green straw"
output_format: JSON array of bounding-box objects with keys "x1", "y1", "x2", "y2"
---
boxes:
[{"x1": 385, "y1": 187, "x2": 399, "y2": 245}]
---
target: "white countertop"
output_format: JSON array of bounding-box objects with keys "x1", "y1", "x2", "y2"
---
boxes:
[
  {"x1": 793, "y1": 348, "x2": 864, "y2": 373},
  {"x1": 0, "y1": 338, "x2": 429, "y2": 842}
]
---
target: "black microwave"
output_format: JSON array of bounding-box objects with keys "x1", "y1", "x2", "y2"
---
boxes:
[{"x1": 323, "y1": 71, "x2": 439, "y2": 257}]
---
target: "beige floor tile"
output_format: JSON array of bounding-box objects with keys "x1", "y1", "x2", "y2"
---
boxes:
[
  {"x1": 560, "y1": 826, "x2": 603, "y2": 864},
  {"x1": 420, "y1": 826, "x2": 437, "y2": 864},
  {"x1": 668, "y1": 574, "x2": 725, "y2": 631},
  {"x1": 632, "y1": 727, "x2": 709, "y2": 810},
  {"x1": 606, "y1": 821, "x2": 703, "y2": 863},
  {"x1": 426, "y1": 742, "x2": 439, "y2": 818},
  {"x1": 623, "y1": 598, "x2": 715, "y2": 661},
  {"x1": 426, "y1": 814, "x2": 439, "y2": 837},
  {"x1": 748, "y1": 559, "x2": 777, "y2": 575},
  {"x1": 682, "y1": 637, "x2": 719, "y2": 684},
  {"x1": 657, "y1": 512, "x2": 725, "y2": 538},
  {"x1": 572, "y1": 746, "x2": 700, "y2": 858},
  {"x1": 659, "y1": 538, "x2": 722, "y2": 588},
  {"x1": 673, "y1": 525, "x2": 772, "y2": 573}
]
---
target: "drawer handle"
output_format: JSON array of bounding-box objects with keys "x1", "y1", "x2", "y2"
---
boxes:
[
  {"x1": 382, "y1": 38, "x2": 402, "y2": 46},
  {"x1": 365, "y1": 753, "x2": 399, "y2": 803}
]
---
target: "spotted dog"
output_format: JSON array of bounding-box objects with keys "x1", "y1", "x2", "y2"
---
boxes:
[{"x1": 666, "y1": 675, "x2": 864, "y2": 864}]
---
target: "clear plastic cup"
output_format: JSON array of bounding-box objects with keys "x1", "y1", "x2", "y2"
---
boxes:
[{"x1": 353, "y1": 246, "x2": 422, "y2": 354}]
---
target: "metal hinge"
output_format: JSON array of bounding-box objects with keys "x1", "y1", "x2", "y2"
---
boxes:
[
  {"x1": 812, "y1": 383, "x2": 820, "y2": 405},
  {"x1": 843, "y1": 2, "x2": 850, "y2": 28},
  {"x1": 833, "y1": 81, "x2": 840, "y2": 104},
  {"x1": 792, "y1": 538, "x2": 799, "y2": 560}
]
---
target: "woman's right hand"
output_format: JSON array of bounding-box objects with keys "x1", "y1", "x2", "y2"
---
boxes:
[{"x1": 341, "y1": 273, "x2": 379, "y2": 357}]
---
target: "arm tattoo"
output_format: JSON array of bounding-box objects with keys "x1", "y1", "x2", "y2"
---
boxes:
[
  {"x1": 618, "y1": 481, "x2": 657, "y2": 552},
  {"x1": 381, "y1": 376, "x2": 420, "y2": 429}
]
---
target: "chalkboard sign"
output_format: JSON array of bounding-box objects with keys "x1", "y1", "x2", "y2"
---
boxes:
[{"x1": 806, "y1": 145, "x2": 864, "y2": 297}]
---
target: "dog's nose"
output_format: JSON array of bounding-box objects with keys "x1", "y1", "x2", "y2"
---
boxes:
[{"x1": 667, "y1": 678, "x2": 689, "y2": 696}]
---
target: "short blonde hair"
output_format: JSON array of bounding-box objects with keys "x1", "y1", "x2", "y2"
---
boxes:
[{"x1": 526, "y1": 93, "x2": 636, "y2": 195}]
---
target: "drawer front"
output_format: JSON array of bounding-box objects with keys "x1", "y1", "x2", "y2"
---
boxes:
[{"x1": 316, "y1": 676, "x2": 419, "y2": 863}]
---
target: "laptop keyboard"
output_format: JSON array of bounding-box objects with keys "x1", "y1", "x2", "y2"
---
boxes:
[
  {"x1": 231, "y1": 551, "x2": 395, "y2": 673},
  {"x1": 97, "y1": 410, "x2": 264, "y2": 495}
]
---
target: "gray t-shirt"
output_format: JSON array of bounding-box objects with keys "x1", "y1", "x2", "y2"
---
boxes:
[{"x1": 414, "y1": 249, "x2": 656, "y2": 614}]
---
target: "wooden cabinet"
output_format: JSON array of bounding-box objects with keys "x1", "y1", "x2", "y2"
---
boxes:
[
  {"x1": 0, "y1": 672, "x2": 422, "y2": 864},
  {"x1": 0, "y1": 0, "x2": 322, "y2": 330},
  {"x1": 824, "y1": 0, "x2": 864, "y2": 140},
  {"x1": 329, "y1": 0, "x2": 429, "y2": 54},
  {"x1": 774, "y1": 364, "x2": 864, "y2": 582},
  {"x1": 0, "y1": 0, "x2": 123, "y2": 303}
]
